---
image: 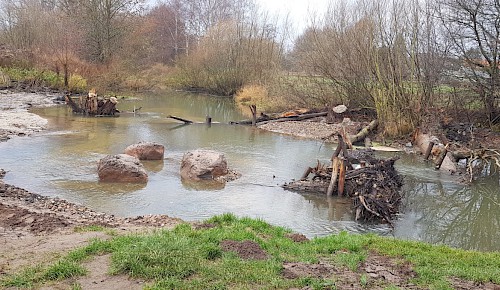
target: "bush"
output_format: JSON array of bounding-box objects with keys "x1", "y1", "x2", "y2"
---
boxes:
[
  {"x1": 68, "y1": 74, "x2": 88, "y2": 93},
  {"x1": 0, "y1": 67, "x2": 63, "y2": 89},
  {"x1": 235, "y1": 84, "x2": 291, "y2": 115},
  {"x1": 0, "y1": 70, "x2": 11, "y2": 87}
]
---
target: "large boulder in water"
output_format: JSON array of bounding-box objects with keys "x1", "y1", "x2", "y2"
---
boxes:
[
  {"x1": 124, "y1": 142, "x2": 165, "y2": 160},
  {"x1": 180, "y1": 149, "x2": 229, "y2": 181},
  {"x1": 98, "y1": 154, "x2": 148, "y2": 183}
]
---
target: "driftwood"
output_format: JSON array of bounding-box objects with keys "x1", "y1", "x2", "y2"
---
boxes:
[
  {"x1": 424, "y1": 141, "x2": 435, "y2": 160},
  {"x1": 65, "y1": 95, "x2": 83, "y2": 113},
  {"x1": 284, "y1": 156, "x2": 403, "y2": 225},
  {"x1": 435, "y1": 144, "x2": 449, "y2": 169},
  {"x1": 231, "y1": 112, "x2": 327, "y2": 125},
  {"x1": 413, "y1": 129, "x2": 500, "y2": 181},
  {"x1": 321, "y1": 119, "x2": 378, "y2": 146},
  {"x1": 412, "y1": 129, "x2": 457, "y2": 173},
  {"x1": 65, "y1": 95, "x2": 118, "y2": 116},
  {"x1": 256, "y1": 112, "x2": 328, "y2": 125},
  {"x1": 450, "y1": 148, "x2": 500, "y2": 182},
  {"x1": 167, "y1": 115, "x2": 193, "y2": 124},
  {"x1": 283, "y1": 136, "x2": 403, "y2": 225},
  {"x1": 350, "y1": 119, "x2": 378, "y2": 144}
]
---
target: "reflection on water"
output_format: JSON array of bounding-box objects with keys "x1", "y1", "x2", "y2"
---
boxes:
[
  {"x1": 398, "y1": 174, "x2": 500, "y2": 251},
  {"x1": 0, "y1": 90, "x2": 498, "y2": 251}
]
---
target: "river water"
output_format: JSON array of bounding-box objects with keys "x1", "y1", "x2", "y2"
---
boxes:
[{"x1": 0, "y1": 91, "x2": 498, "y2": 251}]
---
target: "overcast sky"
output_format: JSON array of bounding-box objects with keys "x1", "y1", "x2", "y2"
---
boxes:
[
  {"x1": 145, "y1": 0, "x2": 331, "y2": 35},
  {"x1": 255, "y1": 0, "x2": 330, "y2": 32}
]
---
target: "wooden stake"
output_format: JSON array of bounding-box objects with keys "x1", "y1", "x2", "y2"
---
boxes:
[
  {"x1": 424, "y1": 141, "x2": 435, "y2": 160},
  {"x1": 338, "y1": 158, "x2": 346, "y2": 196},
  {"x1": 341, "y1": 127, "x2": 353, "y2": 149},
  {"x1": 327, "y1": 157, "x2": 340, "y2": 196},
  {"x1": 249, "y1": 105, "x2": 257, "y2": 126},
  {"x1": 331, "y1": 140, "x2": 342, "y2": 160},
  {"x1": 435, "y1": 144, "x2": 449, "y2": 170}
]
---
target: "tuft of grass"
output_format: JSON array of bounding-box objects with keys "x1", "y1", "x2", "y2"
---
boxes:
[
  {"x1": 42, "y1": 260, "x2": 86, "y2": 281},
  {"x1": 0, "y1": 265, "x2": 43, "y2": 288},
  {"x1": 0, "y1": 70, "x2": 11, "y2": 86},
  {"x1": 360, "y1": 273, "x2": 368, "y2": 287},
  {"x1": 66, "y1": 239, "x2": 113, "y2": 263},
  {"x1": 109, "y1": 231, "x2": 202, "y2": 280}
]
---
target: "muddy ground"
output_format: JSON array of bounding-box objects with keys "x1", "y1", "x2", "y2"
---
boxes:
[{"x1": 0, "y1": 178, "x2": 182, "y2": 289}]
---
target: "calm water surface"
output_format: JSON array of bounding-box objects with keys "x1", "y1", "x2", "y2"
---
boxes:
[{"x1": 1, "y1": 91, "x2": 498, "y2": 251}]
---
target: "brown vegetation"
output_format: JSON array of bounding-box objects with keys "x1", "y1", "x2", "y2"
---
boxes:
[{"x1": 0, "y1": 0, "x2": 499, "y2": 137}]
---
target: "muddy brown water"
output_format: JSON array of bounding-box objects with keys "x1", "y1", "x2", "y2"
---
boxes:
[{"x1": 0, "y1": 91, "x2": 498, "y2": 251}]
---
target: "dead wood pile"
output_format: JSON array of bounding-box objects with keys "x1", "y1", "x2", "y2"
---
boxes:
[
  {"x1": 65, "y1": 91, "x2": 118, "y2": 116},
  {"x1": 283, "y1": 137, "x2": 403, "y2": 225}
]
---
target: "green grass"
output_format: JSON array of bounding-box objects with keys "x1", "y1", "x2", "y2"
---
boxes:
[
  {"x1": 0, "y1": 66, "x2": 88, "y2": 92},
  {"x1": 0, "y1": 66, "x2": 63, "y2": 88},
  {"x1": 1, "y1": 214, "x2": 499, "y2": 289},
  {"x1": 371, "y1": 237, "x2": 500, "y2": 287}
]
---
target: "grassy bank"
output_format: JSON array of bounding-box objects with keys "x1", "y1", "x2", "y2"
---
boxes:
[
  {"x1": 2, "y1": 214, "x2": 499, "y2": 289},
  {"x1": 0, "y1": 67, "x2": 87, "y2": 92}
]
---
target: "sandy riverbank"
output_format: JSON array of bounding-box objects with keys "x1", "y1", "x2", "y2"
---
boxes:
[{"x1": 0, "y1": 90, "x2": 61, "y2": 141}]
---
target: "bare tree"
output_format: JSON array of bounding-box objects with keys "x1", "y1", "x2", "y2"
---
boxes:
[
  {"x1": 290, "y1": 0, "x2": 447, "y2": 136},
  {"x1": 438, "y1": 0, "x2": 500, "y2": 125},
  {"x1": 170, "y1": 0, "x2": 254, "y2": 46},
  {"x1": 146, "y1": 3, "x2": 187, "y2": 64},
  {"x1": 177, "y1": 5, "x2": 284, "y2": 96},
  {"x1": 0, "y1": 0, "x2": 54, "y2": 51},
  {"x1": 60, "y1": 0, "x2": 144, "y2": 63}
]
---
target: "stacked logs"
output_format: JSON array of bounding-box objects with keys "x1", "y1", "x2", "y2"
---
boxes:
[{"x1": 283, "y1": 134, "x2": 403, "y2": 225}]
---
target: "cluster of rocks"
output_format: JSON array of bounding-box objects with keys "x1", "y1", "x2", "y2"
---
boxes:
[{"x1": 97, "y1": 142, "x2": 240, "y2": 186}]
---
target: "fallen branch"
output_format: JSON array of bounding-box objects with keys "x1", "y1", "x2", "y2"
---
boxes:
[
  {"x1": 231, "y1": 112, "x2": 327, "y2": 125},
  {"x1": 257, "y1": 112, "x2": 328, "y2": 125},
  {"x1": 350, "y1": 119, "x2": 378, "y2": 144},
  {"x1": 167, "y1": 115, "x2": 193, "y2": 124}
]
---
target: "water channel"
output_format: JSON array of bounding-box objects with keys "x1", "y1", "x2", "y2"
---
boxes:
[{"x1": 0, "y1": 91, "x2": 498, "y2": 251}]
